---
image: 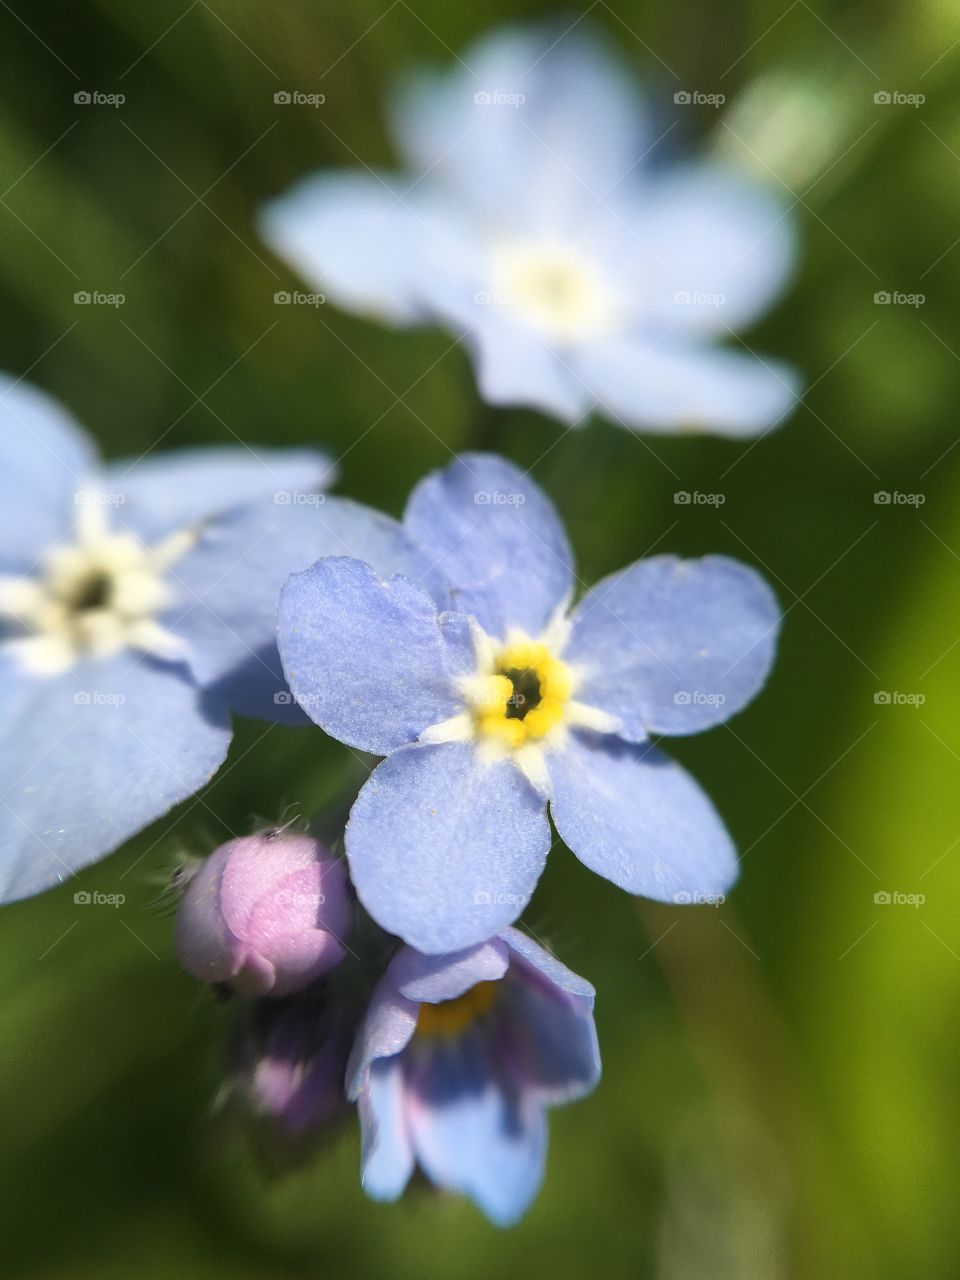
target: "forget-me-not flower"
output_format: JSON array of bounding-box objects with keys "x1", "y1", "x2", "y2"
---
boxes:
[
  {"x1": 0, "y1": 374, "x2": 369, "y2": 902},
  {"x1": 347, "y1": 927, "x2": 600, "y2": 1226},
  {"x1": 260, "y1": 25, "x2": 799, "y2": 437},
  {"x1": 277, "y1": 453, "x2": 780, "y2": 954}
]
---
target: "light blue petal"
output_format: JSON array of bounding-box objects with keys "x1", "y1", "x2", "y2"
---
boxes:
[
  {"x1": 389, "y1": 938, "x2": 509, "y2": 1004},
  {"x1": 346, "y1": 981, "x2": 418, "y2": 1100},
  {"x1": 391, "y1": 26, "x2": 645, "y2": 232},
  {"x1": 577, "y1": 337, "x2": 801, "y2": 438},
  {"x1": 0, "y1": 374, "x2": 98, "y2": 571},
  {"x1": 170, "y1": 497, "x2": 432, "y2": 723},
  {"x1": 277, "y1": 557, "x2": 462, "y2": 753},
  {"x1": 346, "y1": 743, "x2": 550, "y2": 954},
  {"x1": 407, "y1": 1036, "x2": 547, "y2": 1227},
  {"x1": 102, "y1": 445, "x2": 335, "y2": 544},
  {"x1": 259, "y1": 171, "x2": 470, "y2": 326},
  {"x1": 403, "y1": 453, "x2": 573, "y2": 639},
  {"x1": 566, "y1": 554, "x2": 780, "y2": 739},
  {"x1": 499, "y1": 933, "x2": 601, "y2": 1103},
  {"x1": 358, "y1": 1057, "x2": 417, "y2": 1201},
  {"x1": 548, "y1": 733, "x2": 738, "y2": 901},
  {"x1": 418, "y1": 290, "x2": 587, "y2": 422},
  {"x1": 631, "y1": 162, "x2": 797, "y2": 335},
  {"x1": 0, "y1": 654, "x2": 231, "y2": 902},
  {"x1": 500, "y1": 927, "x2": 595, "y2": 1000}
]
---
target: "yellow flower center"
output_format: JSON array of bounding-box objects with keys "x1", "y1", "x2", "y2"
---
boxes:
[
  {"x1": 472, "y1": 640, "x2": 573, "y2": 749},
  {"x1": 489, "y1": 240, "x2": 616, "y2": 342},
  {"x1": 415, "y1": 981, "x2": 500, "y2": 1039}
]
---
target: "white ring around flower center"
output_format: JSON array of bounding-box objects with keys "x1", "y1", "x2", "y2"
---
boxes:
[
  {"x1": 419, "y1": 604, "x2": 621, "y2": 793},
  {"x1": 0, "y1": 492, "x2": 195, "y2": 676}
]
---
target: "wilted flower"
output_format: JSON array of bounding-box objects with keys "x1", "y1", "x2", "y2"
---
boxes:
[
  {"x1": 0, "y1": 374, "x2": 370, "y2": 902},
  {"x1": 175, "y1": 832, "x2": 352, "y2": 996},
  {"x1": 277, "y1": 453, "x2": 780, "y2": 954},
  {"x1": 260, "y1": 25, "x2": 799, "y2": 437},
  {"x1": 348, "y1": 928, "x2": 600, "y2": 1227}
]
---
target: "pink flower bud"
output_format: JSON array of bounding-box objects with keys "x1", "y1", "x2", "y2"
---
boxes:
[{"x1": 175, "y1": 832, "x2": 351, "y2": 996}]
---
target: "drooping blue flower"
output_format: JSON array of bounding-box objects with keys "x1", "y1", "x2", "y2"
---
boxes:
[
  {"x1": 0, "y1": 374, "x2": 393, "y2": 902},
  {"x1": 260, "y1": 25, "x2": 799, "y2": 438},
  {"x1": 277, "y1": 453, "x2": 781, "y2": 954},
  {"x1": 347, "y1": 928, "x2": 600, "y2": 1227}
]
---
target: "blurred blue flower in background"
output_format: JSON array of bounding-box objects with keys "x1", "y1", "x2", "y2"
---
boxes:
[
  {"x1": 347, "y1": 927, "x2": 600, "y2": 1227},
  {"x1": 0, "y1": 375, "x2": 343, "y2": 902},
  {"x1": 261, "y1": 24, "x2": 800, "y2": 437},
  {"x1": 278, "y1": 453, "x2": 780, "y2": 954}
]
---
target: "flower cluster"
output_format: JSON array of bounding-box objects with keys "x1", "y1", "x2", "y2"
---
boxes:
[
  {"x1": 176, "y1": 831, "x2": 600, "y2": 1226},
  {"x1": 0, "y1": 19, "x2": 793, "y2": 1229}
]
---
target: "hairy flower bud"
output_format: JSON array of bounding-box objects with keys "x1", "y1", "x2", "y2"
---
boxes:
[{"x1": 175, "y1": 831, "x2": 351, "y2": 996}]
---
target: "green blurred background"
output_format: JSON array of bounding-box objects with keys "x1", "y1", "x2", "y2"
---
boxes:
[{"x1": 2, "y1": 1, "x2": 958, "y2": 1276}]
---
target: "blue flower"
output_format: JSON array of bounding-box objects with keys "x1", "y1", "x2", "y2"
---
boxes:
[
  {"x1": 277, "y1": 453, "x2": 780, "y2": 954},
  {"x1": 260, "y1": 25, "x2": 799, "y2": 437},
  {"x1": 347, "y1": 928, "x2": 600, "y2": 1227},
  {"x1": 0, "y1": 374, "x2": 365, "y2": 902}
]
